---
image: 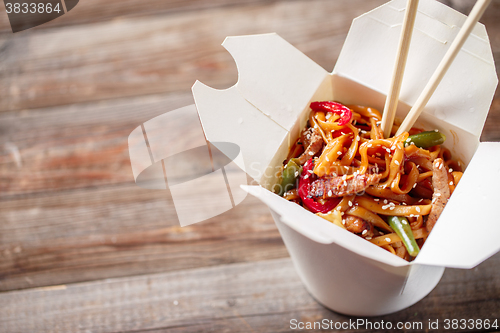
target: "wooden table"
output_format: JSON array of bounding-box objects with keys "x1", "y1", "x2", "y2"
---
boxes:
[{"x1": 1, "y1": 0, "x2": 499, "y2": 332}]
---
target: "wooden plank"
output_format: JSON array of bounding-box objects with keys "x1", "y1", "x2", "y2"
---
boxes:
[
  {"x1": 1, "y1": 255, "x2": 499, "y2": 333},
  {"x1": 0, "y1": 0, "x2": 484, "y2": 34},
  {"x1": 0, "y1": 184, "x2": 287, "y2": 291},
  {"x1": 0, "y1": 92, "x2": 195, "y2": 198},
  {"x1": 0, "y1": 0, "x2": 385, "y2": 198},
  {"x1": 0, "y1": 0, "x2": 286, "y2": 34},
  {"x1": 0, "y1": 0, "x2": 389, "y2": 112}
]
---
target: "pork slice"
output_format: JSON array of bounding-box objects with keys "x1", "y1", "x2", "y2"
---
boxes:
[
  {"x1": 309, "y1": 173, "x2": 382, "y2": 198},
  {"x1": 297, "y1": 127, "x2": 324, "y2": 165},
  {"x1": 343, "y1": 215, "x2": 374, "y2": 238},
  {"x1": 426, "y1": 158, "x2": 451, "y2": 232}
]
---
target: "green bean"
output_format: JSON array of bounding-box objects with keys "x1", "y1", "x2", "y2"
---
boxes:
[
  {"x1": 275, "y1": 158, "x2": 302, "y2": 196},
  {"x1": 406, "y1": 130, "x2": 446, "y2": 149},
  {"x1": 387, "y1": 216, "x2": 420, "y2": 257}
]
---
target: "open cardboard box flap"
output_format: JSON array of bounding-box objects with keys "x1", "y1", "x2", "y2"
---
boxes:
[{"x1": 192, "y1": 0, "x2": 499, "y2": 269}]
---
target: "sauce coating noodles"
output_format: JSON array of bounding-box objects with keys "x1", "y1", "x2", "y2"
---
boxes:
[{"x1": 279, "y1": 102, "x2": 463, "y2": 261}]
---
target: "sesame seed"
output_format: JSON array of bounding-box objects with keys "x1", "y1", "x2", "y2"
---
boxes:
[
  {"x1": 434, "y1": 129, "x2": 439, "y2": 132},
  {"x1": 326, "y1": 156, "x2": 330, "y2": 162},
  {"x1": 304, "y1": 175, "x2": 309, "y2": 179},
  {"x1": 394, "y1": 160, "x2": 400, "y2": 166},
  {"x1": 328, "y1": 190, "x2": 333, "y2": 197},
  {"x1": 309, "y1": 151, "x2": 314, "y2": 155},
  {"x1": 449, "y1": 181, "x2": 453, "y2": 185},
  {"x1": 406, "y1": 138, "x2": 411, "y2": 142},
  {"x1": 382, "y1": 205, "x2": 390, "y2": 210},
  {"x1": 389, "y1": 206, "x2": 395, "y2": 210},
  {"x1": 368, "y1": 143, "x2": 372, "y2": 148},
  {"x1": 449, "y1": 168, "x2": 453, "y2": 173},
  {"x1": 337, "y1": 151, "x2": 342, "y2": 155},
  {"x1": 413, "y1": 183, "x2": 417, "y2": 188},
  {"x1": 342, "y1": 219, "x2": 346, "y2": 225},
  {"x1": 362, "y1": 229, "x2": 368, "y2": 235},
  {"x1": 374, "y1": 198, "x2": 379, "y2": 201},
  {"x1": 383, "y1": 199, "x2": 388, "y2": 204},
  {"x1": 294, "y1": 171, "x2": 299, "y2": 177},
  {"x1": 418, "y1": 198, "x2": 423, "y2": 203},
  {"x1": 366, "y1": 237, "x2": 372, "y2": 240},
  {"x1": 348, "y1": 201, "x2": 353, "y2": 207},
  {"x1": 385, "y1": 237, "x2": 391, "y2": 242},
  {"x1": 402, "y1": 220, "x2": 407, "y2": 225},
  {"x1": 416, "y1": 207, "x2": 421, "y2": 213},
  {"x1": 356, "y1": 136, "x2": 360, "y2": 141},
  {"x1": 435, "y1": 192, "x2": 441, "y2": 197}
]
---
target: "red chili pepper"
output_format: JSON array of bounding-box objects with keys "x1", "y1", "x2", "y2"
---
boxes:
[
  {"x1": 310, "y1": 101, "x2": 352, "y2": 126},
  {"x1": 298, "y1": 159, "x2": 341, "y2": 213}
]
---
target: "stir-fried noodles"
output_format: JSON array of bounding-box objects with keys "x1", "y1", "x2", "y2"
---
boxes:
[{"x1": 275, "y1": 101, "x2": 463, "y2": 261}]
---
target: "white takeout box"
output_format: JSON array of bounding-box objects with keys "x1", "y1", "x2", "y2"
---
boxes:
[{"x1": 192, "y1": 0, "x2": 500, "y2": 315}]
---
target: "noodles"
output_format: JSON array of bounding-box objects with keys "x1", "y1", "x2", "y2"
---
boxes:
[
  {"x1": 316, "y1": 210, "x2": 346, "y2": 230},
  {"x1": 279, "y1": 101, "x2": 464, "y2": 261},
  {"x1": 344, "y1": 205, "x2": 392, "y2": 232},
  {"x1": 364, "y1": 186, "x2": 417, "y2": 205},
  {"x1": 355, "y1": 196, "x2": 432, "y2": 216},
  {"x1": 314, "y1": 134, "x2": 349, "y2": 177},
  {"x1": 369, "y1": 228, "x2": 429, "y2": 247}
]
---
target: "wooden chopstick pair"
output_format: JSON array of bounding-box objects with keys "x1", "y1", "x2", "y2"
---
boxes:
[{"x1": 380, "y1": 0, "x2": 492, "y2": 138}]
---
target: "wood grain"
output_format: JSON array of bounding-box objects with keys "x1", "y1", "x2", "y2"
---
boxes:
[
  {"x1": 1, "y1": 255, "x2": 499, "y2": 333},
  {"x1": 0, "y1": 0, "x2": 288, "y2": 34},
  {"x1": 0, "y1": 184, "x2": 288, "y2": 291},
  {"x1": 0, "y1": 0, "x2": 388, "y2": 112},
  {"x1": 0, "y1": 0, "x2": 486, "y2": 34},
  {"x1": 0, "y1": 93, "x2": 193, "y2": 198},
  {"x1": 0, "y1": 0, "x2": 499, "y2": 331}
]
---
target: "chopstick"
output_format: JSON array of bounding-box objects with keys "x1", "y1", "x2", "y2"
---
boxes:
[
  {"x1": 395, "y1": 0, "x2": 492, "y2": 136},
  {"x1": 380, "y1": 0, "x2": 419, "y2": 139}
]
